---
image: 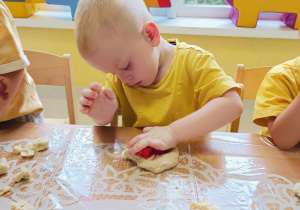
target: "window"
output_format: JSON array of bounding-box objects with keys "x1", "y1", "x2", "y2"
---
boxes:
[
  {"x1": 184, "y1": 0, "x2": 227, "y2": 5},
  {"x1": 150, "y1": 0, "x2": 281, "y2": 20},
  {"x1": 150, "y1": 0, "x2": 230, "y2": 19}
]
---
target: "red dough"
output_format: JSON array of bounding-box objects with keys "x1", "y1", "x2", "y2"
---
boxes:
[{"x1": 136, "y1": 146, "x2": 172, "y2": 159}]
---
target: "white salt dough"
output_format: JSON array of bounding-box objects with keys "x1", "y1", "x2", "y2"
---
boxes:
[
  {"x1": 20, "y1": 148, "x2": 35, "y2": 158},
  {"x1": 21, "y1": 138, "x2": 49, "y2": 157},
  {"x1": 0, "y1": 157, "x2": 9, "y2": 175},
  {"x1": 294, "y1": 183, "x2": 300, "y2": 197},
  {"x1": 190, "y1": 198, "x2": 218, "y2": 210},
  {"x1": 25, "y1": 138, "x2": 49, "y2": 152},
  {"x1": 14, "y1": 167, "x2": 31, "y2": 182},
  {"x1": 123, "y1": 147, "x2": 179, "y2": 173},
  {"x1": 0, "y1": 185, "x2": 11, "y2": 195},
  {"x1": 11, "y1": 200, "x2": 34, "y2": 210},
  {"x1": 12, "y1": 146, "x2": 22, "y2": 154}
]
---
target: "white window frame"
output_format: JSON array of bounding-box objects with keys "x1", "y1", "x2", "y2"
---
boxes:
[
  {"x1": 150, "y1": 0, "x2": 282, "y2": 20},
  {"x1": 39, "y1": 1, "x2": 282, "y2": 21},
  {"x1": 15, "y1": 1, "x2": 298, "y2": 39}
]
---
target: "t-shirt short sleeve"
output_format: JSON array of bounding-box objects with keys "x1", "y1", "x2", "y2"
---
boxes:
[
  {"x1": 253, "y1": 71, "x2": 297, "y2": 127},
  {"x1": 0, "y1": 2, "x2": 29, "y2": 74},
  {"x1": 192, "y1": 52, "x2": 241, "y2": 108}
]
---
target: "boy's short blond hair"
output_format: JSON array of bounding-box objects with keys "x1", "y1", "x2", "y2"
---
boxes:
[{"x1": 75, "y1": 0, "x2": 153, "y2": 55}]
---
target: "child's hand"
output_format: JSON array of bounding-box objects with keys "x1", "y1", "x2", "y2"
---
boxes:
[
  {"x1": 79, "y1": 82, "x2": 118, "y2": 124},
  {"x1": 126, "y1": 126, "x2": 177, "y2": 156}
]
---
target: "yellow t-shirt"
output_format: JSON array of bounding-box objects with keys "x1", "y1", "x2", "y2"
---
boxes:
[
  {"x1": 253, "y1": 56, "x2": 300, "y2": 137},
  {"x1": 0, "y1": 1, "x2": 43, "y2": 122},
  {"x1": 105, "y1": 40, "x2": 240, "y2": 127}
]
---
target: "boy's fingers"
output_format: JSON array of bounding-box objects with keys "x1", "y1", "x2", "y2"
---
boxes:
[
  {"x1": 126, "y1": 133, "x2": 148, "y2": 149},
  {"x1": 103, "y1": 88, "x2": 116, "y2": 100},
  {"x1": 128, "y1": 138, "x2": 164, "y2": 156},
  {"x1": 143, "y1": 127, "x2": 152, "y2": 133},
  {"x1": 89, "y1": 82, "x2": 102, "y2": 93},
  {"x1": 146, "y1": 139, "x2": 166, "y2": 150},
  {"x1": 79, "y1": 97, "x2": 92, "y2": 106},
  {"x1": 81, "y1": 88, "x2": 98, "y2": 98},
  {"x1": 79, "y1": 106, "x2": 89, "y2": 114}
]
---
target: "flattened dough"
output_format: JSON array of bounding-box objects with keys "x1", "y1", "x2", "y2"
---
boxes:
[{"x1": 123, "y1": 147, "x2": 179, "y2": 173}]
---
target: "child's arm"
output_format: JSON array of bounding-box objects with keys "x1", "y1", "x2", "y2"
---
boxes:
[
  {"x1": 0, "y1": 69, "x2": 24, "y2": 117},
  {"x1": 126, "y1": 88, "x2": 243, "y2": 156},
  {"x1": 267, "y1": 92, "x2": 300, "y2": 149},
  {"x1": 79, "y1": 82, "x2": 118, "y2": 125}
]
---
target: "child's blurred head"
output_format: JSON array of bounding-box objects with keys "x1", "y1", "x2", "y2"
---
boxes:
[{"x1": 75, "y1": 0, "x2": 162, "y2": 86}]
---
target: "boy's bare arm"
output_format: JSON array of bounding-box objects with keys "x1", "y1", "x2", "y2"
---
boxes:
[
  {"x1": 268, "y1": 92, "x2": 300, "y2": 149},
  {"x1": 126, "y1": 88, "x2": 243, "y2": 155},
  {"x1": 0, "y1": 69, "x2": 24, "y2": 117},
  {"x1": 169, "y1": 88, "x2": 243, "y2": 143}
]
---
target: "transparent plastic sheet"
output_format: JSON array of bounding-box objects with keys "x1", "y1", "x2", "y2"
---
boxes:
[{"x1": 0, "y1": 127, "x2": 300, "y2": 209}]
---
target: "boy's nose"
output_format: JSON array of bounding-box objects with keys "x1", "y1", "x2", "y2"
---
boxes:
[{"x1": 117, "y1": 73, "x2": 132, "y2": 84}]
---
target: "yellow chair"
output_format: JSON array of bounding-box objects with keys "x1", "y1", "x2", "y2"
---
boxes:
[
  {"x1": 24, "y1": 49, "x2": 78, "y2": 124},
  {"x1": 226, "y1": 64, "x2": 273, "y2": 132}
]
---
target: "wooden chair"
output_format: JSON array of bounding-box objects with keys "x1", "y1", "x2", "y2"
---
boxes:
[
  {"x1": 24, "y1": 50, "x2": 78, "y2": 124},
  {"x1": 226, "y1": 64, "x2": 273, "y2": 132},
  {"x1": 110, "y1": 111, "x2": 121, "y2": 127}
]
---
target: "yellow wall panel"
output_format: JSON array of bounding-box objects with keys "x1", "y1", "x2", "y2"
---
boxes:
[{"x1": 17, "y1": 27, "x2": 300, "y2": 88}]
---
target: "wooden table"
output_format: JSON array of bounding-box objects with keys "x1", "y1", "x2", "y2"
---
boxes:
[{"x1": 0, "y1": 122, "x2": 299, "y2": 209}]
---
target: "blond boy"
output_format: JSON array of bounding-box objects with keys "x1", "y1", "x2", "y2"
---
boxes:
[
  {"x1": 75, "y1": 0, "x2": 243, "y2": 156},
  {"x1": 253, "y1": 30, "x2": 300, "y2": 149}
]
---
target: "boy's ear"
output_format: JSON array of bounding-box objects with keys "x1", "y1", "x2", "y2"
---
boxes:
[{"x1": 142, "y1": 21, "x2": 160, "y2": 47}]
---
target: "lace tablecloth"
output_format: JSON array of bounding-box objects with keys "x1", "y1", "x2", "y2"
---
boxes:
[{"x1": 0, "y1": 124, "x2": 300, "y2": 209}]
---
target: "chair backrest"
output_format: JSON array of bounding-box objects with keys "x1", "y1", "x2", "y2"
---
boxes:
[
  {"x1": 110, "y1": 110, "x2": 120, "y2": 127},
  {"x1": 24, "y1": 49, "x2": 78, "y2": 124},
  {"x1": 226, "y1": 64, "x2": 273, "y2": 132}
]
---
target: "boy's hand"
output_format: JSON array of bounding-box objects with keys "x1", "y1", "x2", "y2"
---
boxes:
[
  {"x1": 79, "y1": 82, "x2": 118, "y2": 125},
  {"x1": 126, "y1": 126, "x2": 177, "y2": 157}
]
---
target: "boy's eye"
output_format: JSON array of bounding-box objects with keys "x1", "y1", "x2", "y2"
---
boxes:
[{"x1": 124, "y1": 63, "x2": 130, "y2": 70}]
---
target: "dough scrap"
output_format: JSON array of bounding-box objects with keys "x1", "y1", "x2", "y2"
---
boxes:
[
  {"x1": 0, "y1": 157, "x2": 9, "y2": 175},
  {"x1": 123, "y1": 147, "x2": 179, "y2": 173},
  {"x1": 11, "y1": 200, "x2": 34, "y2": 210},
  {"x1": 20, "y1": 148, "x2": 35, "y2": 158},
  {"x1": 0, "y1": 185, "x2": 11, "y2": 195},
  {"x1": 190, "y1": 198, "x2": 218, "y2": 210},
  {"x1": 25, "y1": 138, "x2": 49, "y2": 152},
  {"x1": 21, "y1": 138, "x2": 49, "y2": 157},
  {"x1": 14, "y1": 167, "x2": 31, "y2": 183},
  {"x1": 294, "y1": 182, "x2": 300, "y2": 197},
  {"x1": 12, "y1": 146, "x2": 22, "y2": 154}
]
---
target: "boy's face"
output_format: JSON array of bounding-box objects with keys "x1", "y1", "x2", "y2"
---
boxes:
[{"x1": 84, "y1": 35, "x2": 160, "y2": 87}]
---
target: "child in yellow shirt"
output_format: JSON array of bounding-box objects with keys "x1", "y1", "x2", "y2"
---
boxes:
[
  {"x1": 254, "y1": 59, "x2": 300, "y2": 149},
  {"x1": 75, "y1": 0, "x2": 243, "y2": 156},
  {"x1": 253, "y1": 29, "x2": 300, "y2": 149},
  {"x1": 0, "y1": 1, "x2": 43, "y2": 123}
]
